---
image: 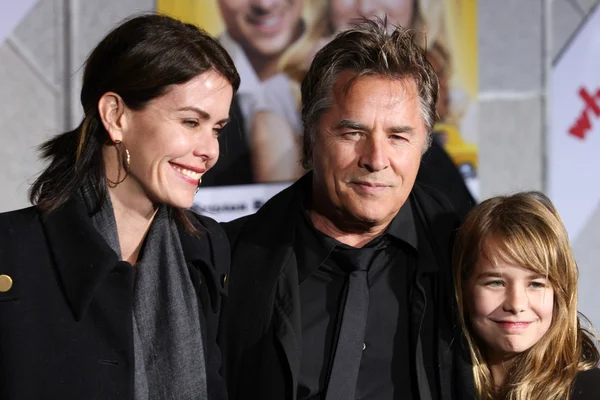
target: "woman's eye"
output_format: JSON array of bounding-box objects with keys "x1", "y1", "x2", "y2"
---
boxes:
[{"x1": 183, "y1": 119, "x2": 199, "y2": 128}]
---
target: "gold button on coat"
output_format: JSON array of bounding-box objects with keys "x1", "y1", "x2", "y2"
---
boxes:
[
  {"x1": 0, "y1": 274, "x2": 13, "y2": 292},
  {"x1": 221, "y1": 273, "x2": 228, "y2": 287}
]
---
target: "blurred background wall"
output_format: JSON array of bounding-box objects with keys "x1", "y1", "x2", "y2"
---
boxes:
[{"x1": 1, "y1": 0, "x2": 598, "y2": 325}]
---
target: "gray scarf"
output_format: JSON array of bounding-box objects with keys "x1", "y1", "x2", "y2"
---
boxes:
[{"x1": 80, "y1": 186, "x2": 208, "y2": 400}]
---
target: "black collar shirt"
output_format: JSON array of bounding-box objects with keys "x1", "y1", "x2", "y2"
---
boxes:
[{"x1": 295, "y1": 199, "x2": 435, "y2": 400}]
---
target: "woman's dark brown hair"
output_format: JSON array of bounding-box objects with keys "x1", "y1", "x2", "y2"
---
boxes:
[{"x1": 29, "y1": 13, "x2": 239, "y2": 232}]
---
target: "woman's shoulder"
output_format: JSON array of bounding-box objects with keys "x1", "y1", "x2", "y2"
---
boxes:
[
  {"x1": 183, "y1": 210, "x2": 230, "y2": 258},
  {"x1": 571, "y1": 368, "x2": 600, "y2": 399},
  {"x1": 0, "y1": 206, "x2": 40, "y2": 233},
  {"x1": 186, "y1": 211, "x2": 227, "y2": 241}
]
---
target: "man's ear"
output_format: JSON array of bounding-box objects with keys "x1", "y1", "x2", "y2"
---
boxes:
[{"x1": 98, "y1": 92, "x2": 127, "y2": 143}]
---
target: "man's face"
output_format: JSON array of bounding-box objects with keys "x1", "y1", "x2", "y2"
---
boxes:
[
  {"x1": 330, "y1": 0, "x2": 415, "y2": 32},
  {"x1": 311, "y1": 72, "x2": 427, "y2": 227},
  {"x1": 218, "y1": 0, "x2": 303, "y2": 59}
]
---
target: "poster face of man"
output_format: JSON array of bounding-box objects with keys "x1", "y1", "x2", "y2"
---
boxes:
[
  {"x1": 329, "y1": 0, "x2": 415, "y2": 32},
  {"x1": 218, "y1": 0, "x2": 303, "y2": 69}
]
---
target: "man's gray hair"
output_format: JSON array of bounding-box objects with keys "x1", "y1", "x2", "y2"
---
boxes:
[{"x1": 300, "y1": 17, "x2": 439, "y2": 170}]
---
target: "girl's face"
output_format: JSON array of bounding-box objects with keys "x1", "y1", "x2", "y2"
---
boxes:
[{"x1": 465, "y1": 239, "x2": 554, "y2": 363}]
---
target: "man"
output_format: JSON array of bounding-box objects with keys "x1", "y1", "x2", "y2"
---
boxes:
[
  {"x1": 220, "y1": 18, "x2": 473, "y2": 399},
  {"x1": 328, "y1": 0, "x2": 477, "y2": 217}
]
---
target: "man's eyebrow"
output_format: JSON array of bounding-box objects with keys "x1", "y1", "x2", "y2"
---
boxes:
[
  {"x1": 389, "y1": 125, "x2": 415, "y2": 134},
  {"x1": 335, "y1": 119, "x2": 369, "y2": 131},
  {"x1": 335, "y1": 119, "x2": 416, "y2": 135}
]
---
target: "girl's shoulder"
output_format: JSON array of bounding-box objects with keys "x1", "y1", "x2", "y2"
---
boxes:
[{"x1": 571, "y1": 368, "x2": 600, "y2": 400}]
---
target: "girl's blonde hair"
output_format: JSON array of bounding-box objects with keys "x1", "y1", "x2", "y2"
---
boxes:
[{"x1": 453, "y1": 191, "x2": 599, "y2": 400}]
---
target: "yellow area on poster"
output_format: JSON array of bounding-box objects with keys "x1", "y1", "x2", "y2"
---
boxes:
[
  {"x1": 447, "y1": 0, "x2": 478, "y2": 98},
  {"x1": 156, "y1": 0, "x2": 224, "y2": 36}
]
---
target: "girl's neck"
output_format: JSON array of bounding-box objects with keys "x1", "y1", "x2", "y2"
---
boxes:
[{"x1": 488, "y1": 351, "x2": 515, "y2": 388}]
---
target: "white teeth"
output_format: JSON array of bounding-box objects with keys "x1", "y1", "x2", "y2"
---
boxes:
[
  {"x1": 261, "y1": 16, "x2": 279, "y2": 27},
  {"x1": 173, "y1": 165, "x2": 202, "y2": 181},
  {"x1": 253, "y1": 15, "x2": 281, "y2": 27}
]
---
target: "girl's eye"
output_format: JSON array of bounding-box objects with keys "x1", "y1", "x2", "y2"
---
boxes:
[
  {"x1": 485, "y1": 280, "x2": 505, "y2": 287},
  {"x1": 529, "y1": 281, "x2": 547, "y2": 289}
]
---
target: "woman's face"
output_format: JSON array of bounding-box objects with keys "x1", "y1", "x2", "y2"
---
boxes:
[
  {"x1": 465, "y1": 240, "x2": 554, "y2": 363},
  {"x1": 330, "y1": 0, "x2": 415, "y2": 32},
  {"x1": 119, "y1": 70, "x2": 233, "y2": 209}
]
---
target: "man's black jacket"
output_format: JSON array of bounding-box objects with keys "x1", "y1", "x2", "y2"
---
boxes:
[{"x1": 219, "y1": 173, "x2": 474, "y2": 399}]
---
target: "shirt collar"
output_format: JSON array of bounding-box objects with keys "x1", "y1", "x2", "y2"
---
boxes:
[
  {"x1": 295, "y1": 198, "x2": 418, "y2": 283},
  {"x1": 385, "y1": 198, "x2": 419, "y2": 251}
]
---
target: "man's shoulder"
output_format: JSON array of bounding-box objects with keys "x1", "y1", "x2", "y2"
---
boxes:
[
  {"x1": 411, "y1": 182, "x2": 462, "y2": 249},
  {"x1": 220, "y1": 179, "x2": 304, "y2": 245},
  {"x1": 220, "y1": 214, "x2": 252, "y2": 245},
  {"x1": 412, "y1": 182, "x2": 459, "y2": 216}
]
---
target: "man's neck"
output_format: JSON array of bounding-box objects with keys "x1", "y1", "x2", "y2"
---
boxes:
[{"x1": 308, "y1": 207, "x2": 391, "y2": 248}]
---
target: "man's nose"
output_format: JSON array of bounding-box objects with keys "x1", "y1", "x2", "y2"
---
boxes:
[{"x1": 359, "y1": 135, "x2": 390, "y2": 172}]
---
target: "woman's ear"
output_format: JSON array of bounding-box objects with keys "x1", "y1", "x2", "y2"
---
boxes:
[{"x1": 98, "y1": 92, "x2": 127, "y2": 143}]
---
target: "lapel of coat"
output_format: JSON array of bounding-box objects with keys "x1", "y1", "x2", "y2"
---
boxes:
[
  {"x1": 228, "y1": 174, "x2": 310, "y2": 397},
  {"x1": 177, "y1": 213, "x2": 229, "y2": 314},
  {"x1": 411, "y1": 184, "x2": 462, "y2": 400},
  {"x1": 39, "y1": 196, "x2": 122, "y2": 321}
]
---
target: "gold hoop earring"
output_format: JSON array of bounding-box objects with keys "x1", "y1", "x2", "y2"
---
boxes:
[
  {"x1": 107, "y1": 139, "x2": 130, "y2": 187},
  {"x1": 125, "y1": 148, "x2": 131, "y2": 170}
]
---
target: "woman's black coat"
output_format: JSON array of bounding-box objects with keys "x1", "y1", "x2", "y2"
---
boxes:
[{"x1": 0, "y1": 197, "x2": 229, "y2": 399}]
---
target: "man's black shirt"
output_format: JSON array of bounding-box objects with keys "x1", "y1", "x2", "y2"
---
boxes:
[{"x1": 295, "y1": 200, "x2": 438, "y2": 399}]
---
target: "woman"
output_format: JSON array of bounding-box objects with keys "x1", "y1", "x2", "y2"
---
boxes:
[
  {"x1": 0, "y1": 14, "x2": 239, "y2": 399},
  {"x1": 453, "y1": 191, "x2": 600, "y2": 399}
]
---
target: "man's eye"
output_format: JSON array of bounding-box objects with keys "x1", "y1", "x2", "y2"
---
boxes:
[{"x1": 390, "y1": 134, "x2": 408, "y2": 141}]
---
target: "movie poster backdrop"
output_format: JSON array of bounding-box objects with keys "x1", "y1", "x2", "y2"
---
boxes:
[{"x1": 157, "y1": 0, "x2": 479, "y2": 221}]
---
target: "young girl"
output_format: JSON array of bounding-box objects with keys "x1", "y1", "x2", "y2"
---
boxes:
[{"x1": 453, "y1": 191, "x2": 600, "y2": 399}]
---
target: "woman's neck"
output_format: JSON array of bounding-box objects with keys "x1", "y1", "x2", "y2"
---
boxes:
[{"x1": 108, "y1": 183, "x2": 157, "y2": 265}]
